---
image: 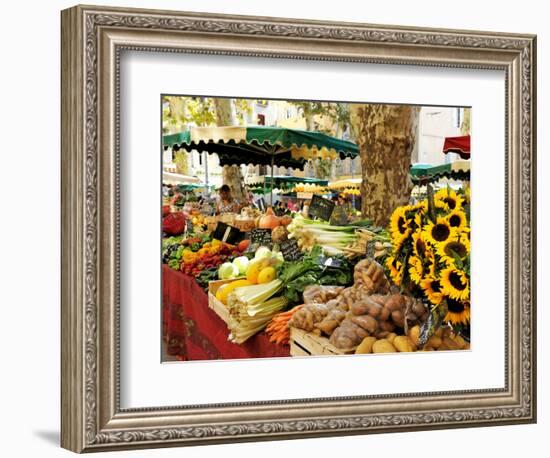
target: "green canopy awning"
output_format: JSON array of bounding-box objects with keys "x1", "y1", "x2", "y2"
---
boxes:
[
  {"x1": 410, "y1": 162, "x2": 470, "y2": 183},
  {"x1": 163, "y1": 126, "x2": 358, "y2": 169}
]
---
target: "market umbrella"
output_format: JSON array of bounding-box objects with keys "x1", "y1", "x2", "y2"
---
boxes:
[
  {"x1": 163, "y1": 126, "x2": 358, "y2": 204},
  {"x1": 410, "y1": 161, "x2": 470, "y2": 184},
  {"x1": 443, "y1": 135, "x2": 470, "y2": 159}
]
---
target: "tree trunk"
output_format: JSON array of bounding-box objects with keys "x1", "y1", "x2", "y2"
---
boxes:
[
  {"x1": 213, "y1": 98, "x2": 247, "y2": 204},
  {"x1": 349, "y1": 104, "x2": 419, "y2": 227}
]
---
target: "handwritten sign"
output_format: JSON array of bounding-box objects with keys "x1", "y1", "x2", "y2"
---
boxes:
[
  {"x1": 247, "y1": 228, "x2": 272, "y2": 248},
  {"x1": 308, "y1": 194, "x2": 335, "y2": 221},
  {"x1": 279, "y1": 238, "x2": 303, "y2": 262}
]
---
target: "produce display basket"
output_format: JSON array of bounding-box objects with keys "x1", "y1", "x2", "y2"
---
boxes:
[
  {"x1": 207, "y1": 279, "x2": 234, "y2": 323},
  {"x1": 207, "y1": 278, "x2": 244, "y2": 324}
]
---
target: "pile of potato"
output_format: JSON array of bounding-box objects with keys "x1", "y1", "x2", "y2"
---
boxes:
[
  {"x1": 288, "y1": 258, "x2": 472, "y2": 354},
  {"x1": 355, "y1": 324, "x2": 470, "y2": 354}
]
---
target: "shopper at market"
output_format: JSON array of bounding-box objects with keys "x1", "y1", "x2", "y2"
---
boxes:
[{"x1": 216, "y1": 184, "x2": 240, "y2": 214}]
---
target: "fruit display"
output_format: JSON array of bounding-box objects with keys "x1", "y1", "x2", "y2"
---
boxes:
[
  {"x1": 162, "y1": 233, "x2": 247, "y2": 278},
  {"x1": 161, "y1": 194, "x2": 472, "y2": 353}
]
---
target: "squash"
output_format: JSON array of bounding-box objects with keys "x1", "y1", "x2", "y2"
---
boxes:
[{"x1": 258, "y1": 207, "x2": 280, "y2": 229}]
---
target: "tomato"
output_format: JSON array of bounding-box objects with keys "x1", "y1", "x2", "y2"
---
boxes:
[{"x1": 238, "y1": 239, "x2": 250, "y2": 252}]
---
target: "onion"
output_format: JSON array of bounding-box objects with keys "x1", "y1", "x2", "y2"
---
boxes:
[{"x1": 258, "y1": 207, "x2": 280, "y2": 229}]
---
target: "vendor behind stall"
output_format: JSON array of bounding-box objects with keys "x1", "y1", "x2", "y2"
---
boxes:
[{"x1": 216, "y1": 184, "x2": 240, "y2": 214}]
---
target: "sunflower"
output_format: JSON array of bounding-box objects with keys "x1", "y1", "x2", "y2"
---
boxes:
[
  {"x1": 412, "y1": 230, "x2": 428, "y2": 258},
  {"x1": 434, "y1": 188, "x2": 464, "y2": 213},
  {"x1": 437, "y1": 235, "x2": 471, "y2": 265},
  {"x1": 408, "y1": 255, "x2": 426, "y2": 285},
  {"x1": 420, "y1": 277, "x2": 444, "y2": 305},
  {"x1": 423, "y1": 216, "x2": 458, "y2": 246},
  {"x1": 389, "y1": 206, "x2": 411, "y2": 240},
  {"x1": 444, "y1": 298, "x2": 470, "y2": 325},
  {"x1": 414, "y1": 200, "x2": 429, "y2": 214},
  {"x1": 446, "y1": 208, "x2": 469, "y2": 232},
  {"x1": 440, "y1": 266, "x2": 470, "y2": 301},
  {"x1": 424, "y1": 247, "x2": 437, "y2": 278},
  {"x1": 386, "y1": 255, "x2": 404, "y2": 286}
]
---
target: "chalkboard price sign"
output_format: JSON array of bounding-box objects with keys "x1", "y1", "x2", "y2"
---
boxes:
[
  {"x1": 279, "y1": 238, "x2": 303, "y2": 262},
  {"x1": 308, "y1": 194, "x2": 335, "y2": 221},
  {"x1": 212, "y1": 222, "x2": 245, "y2": 245},
  {"x1": 247, "y1": 228, "x2": 272, "y2": 248}
]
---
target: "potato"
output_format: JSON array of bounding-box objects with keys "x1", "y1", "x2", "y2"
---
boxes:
[
  {"x1": 385, "y1": 294, "x2": 404, "y2": 311},
  {"x1": 393, "y1": 336, "x2": 416, "y2": 353},
  {"x1": 355, "y1": 336, "x2": 377, "y2": 354},
  {"x1": 379, "y1": 320, "x2": 395, "y2": 332},
  {"x1": 411, "y1": 300, "x2": 426, "y2": 316},
  {"x1": 452, "y1": 334, "x2": 469, "y2": 349},
  {"x1": 385, "y1": 332, "x2": 398, "y2": 344},
  {"x1": 367, "y1": 302, "x2": 382, "y2": 318},
  {"x1": 375, "y1": 330, "x2": 390, "y2": 339},
  {"x1": 408, "y1": 325, "x2": 421, "y2": 347},
  {"x1": 391, "y1": 310, "x2": 405, "y2": 327},
  {"x1": 373, "y1": 339, "x2": 397, "y2": 353},
  {"x1": 350, "y1": 315, "x2": 378, "y2": 333},
  {"x1": 378, "y1": 307, "x2": 391, "y2": 321},
  {"x1": 426, "y1": 335, "x2": 442, "y2": 349},
  {"x1": 441, "y1": 336, "x2": 461, "y2": 350}
]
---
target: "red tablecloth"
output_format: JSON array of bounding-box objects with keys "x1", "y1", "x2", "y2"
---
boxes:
[{"x1": 162, "y1": 265, "x2": 290, "y2": 361}]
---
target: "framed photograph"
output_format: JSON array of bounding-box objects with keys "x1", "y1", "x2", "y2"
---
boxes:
[{"x1": 61, "y1": 4, "x2": 537, "y2": 453}]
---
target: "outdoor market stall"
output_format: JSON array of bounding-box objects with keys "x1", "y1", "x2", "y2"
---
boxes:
[{"x1": 160, "y1": 128, "x2": 471, "y2": 361}]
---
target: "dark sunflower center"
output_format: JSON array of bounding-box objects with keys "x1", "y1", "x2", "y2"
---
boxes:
[
  {"x1": 449, "y1": 271, "x2": 467, "y2": 290},
  {"x1": 397, "y1": 216, "x2": 407, "y2": 234},
  {"x1": 445, "y1": 241, "x2": 467, "y2": 258},
  {"x1": 415, "y1": 238, "x2": 426, "y2": 256},
  {"x1": 443, "y1": 197, "x2": 457, "y2": 209},
  {"x1": 431, "y1": 280, "x2": 441, "y2": 293},
  {"x1": 447, "y1": 298, "x2": 465, "y2": 313},
  {"x1": 449, "y1": 214, "x2": 461, "y2": 227},
  {"x1": 432, "y1": 223, "x2": 450, "y2": 241}
]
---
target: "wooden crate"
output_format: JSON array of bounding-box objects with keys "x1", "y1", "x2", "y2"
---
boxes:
[
  {"x1": 207, "y1": 278, "x2": 244, "y2": 324},
  {"x1": 233, "y1": 218, "x2": 257, "y2": 232},
  {"x1": 289, "y1": 327, "x2": 355, "y2": 357}
]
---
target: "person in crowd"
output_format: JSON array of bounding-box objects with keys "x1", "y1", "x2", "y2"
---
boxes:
[
  {"x1": 287, "y1": 199, "x2": 299, "y2": 212},
  {"x1": 216, "y1": 184, "x2": 240, "y2": 214}
]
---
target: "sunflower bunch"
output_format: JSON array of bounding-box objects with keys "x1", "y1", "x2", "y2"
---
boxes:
[{"x1": 385, "y1": 187, "x2": 471, "y2": 328}]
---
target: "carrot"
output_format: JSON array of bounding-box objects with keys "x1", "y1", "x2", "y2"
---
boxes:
[{"x1": 265, "y1": 304, "x2": 304, "y2": 345}]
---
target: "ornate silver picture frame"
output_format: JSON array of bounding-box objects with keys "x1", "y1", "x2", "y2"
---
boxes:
[{"x1": 61, "y1": 4, "x2": 536, "y2": 453}]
